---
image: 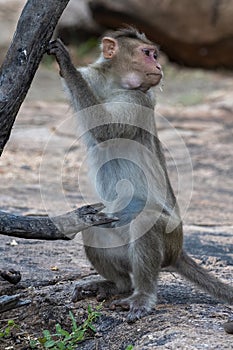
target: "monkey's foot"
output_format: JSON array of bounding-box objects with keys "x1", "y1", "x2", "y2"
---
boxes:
[
  {"x1": 72, "y1": 278, "x2": 118, "y2": 302},
  {"x1": 111, "y1": 294, "x2": 154, "y2": 323}
]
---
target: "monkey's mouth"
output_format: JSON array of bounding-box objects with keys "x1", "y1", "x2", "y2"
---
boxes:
[{"x1": 146, "y1": 73, "x2": 162, "y2": 76}]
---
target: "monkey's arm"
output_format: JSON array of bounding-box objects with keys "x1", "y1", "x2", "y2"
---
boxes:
[{"x1": 47, "y1": 39, "x2": 100, "y2": 109}]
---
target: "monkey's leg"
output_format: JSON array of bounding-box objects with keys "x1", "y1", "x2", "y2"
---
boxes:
[
  {"x1": 112, "y1": 230, "x2": 162, "y2": 322},
  {"x1": 72, "y1": 271, "x2": 132, "y2": 303},
  {"x1": 72, "y1": 277, "x2": 117, "y2": 302},
  {"x1": 72, "y1": 274, "x2": 131, "y2": 302}
]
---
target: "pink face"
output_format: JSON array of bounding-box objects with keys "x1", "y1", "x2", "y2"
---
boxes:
[
  {"x1": 118, "y1": 41, "x2": 163, "y2": 91},
  {"x1": 124, "y1": 44, "x2": 162, "y2": 91},
  {"x1": 139, "y1": 45, "x2": 162, "y2": 74}
]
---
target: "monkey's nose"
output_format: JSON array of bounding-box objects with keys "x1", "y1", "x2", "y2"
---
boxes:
[{"x1": 156, "y1": 63, "x2": 162, "y2": 70}]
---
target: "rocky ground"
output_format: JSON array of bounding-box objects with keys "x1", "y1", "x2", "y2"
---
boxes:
[{"x1": 0, "y1": 60, "x2": 233, "y2": 349}]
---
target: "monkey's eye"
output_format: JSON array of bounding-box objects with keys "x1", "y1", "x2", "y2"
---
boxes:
[
  {"x1": 142, "y1": 49, "x2": 150, "y2": 56},
  {"x1": 153, "y1": 53, "x2": 158, "y2": 60}
]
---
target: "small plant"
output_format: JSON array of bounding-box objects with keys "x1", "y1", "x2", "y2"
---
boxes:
[
  {"x1": 0, "y1": 319, "x2": 19, "y2": 338},
  {"x1": 125, "y1": 345, "x2": 134, "y2": 350},
  {"x1": 30, "y1": 304, "x2": 102, "y2": 349}
]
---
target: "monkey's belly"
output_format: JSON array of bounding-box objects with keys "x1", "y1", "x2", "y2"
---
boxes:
[{"x1": 84, "y1": 243, "x2": 131, "y2": 282}]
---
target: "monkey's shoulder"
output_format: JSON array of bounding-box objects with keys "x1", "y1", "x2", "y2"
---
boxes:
[
  {"x1": 105, "y1": 89, "x2": 155, "y2": 109},
  {"x1": 78, "y1": 66, "x2": 155, "y2": 108}
]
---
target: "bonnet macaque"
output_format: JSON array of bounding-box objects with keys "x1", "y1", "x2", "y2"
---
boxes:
[{"x1": 47, "y1": 27, "x2": 233, "y2": 322}]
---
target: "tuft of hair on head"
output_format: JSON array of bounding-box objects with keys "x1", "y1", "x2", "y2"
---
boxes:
[{"x1": 104, "y1": 25, "x2": 154, "y2": 45}]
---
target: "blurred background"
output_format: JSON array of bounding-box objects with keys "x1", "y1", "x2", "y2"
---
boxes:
[
  {"x1": 1, "y1": 0, "x2": 233, "y2": 68},
  {"x1": 1, "y1": 0, "x2": 233, "y2": 105}
]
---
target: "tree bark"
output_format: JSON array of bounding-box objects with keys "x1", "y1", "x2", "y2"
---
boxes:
[
  {"x1": 0, "y1": 203, "x2": 115, "y2": 240},
  {"x1": 0, "y1": 0, "x2": 70, "y2": 156}
]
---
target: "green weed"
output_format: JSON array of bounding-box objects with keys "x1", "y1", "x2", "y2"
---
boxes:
[
  {"x1": 0, "y1": 319, "x2": 19, "y2": 338},
  {"x1": 30, "y1": 304, "x2": 102, "y2": 349}
]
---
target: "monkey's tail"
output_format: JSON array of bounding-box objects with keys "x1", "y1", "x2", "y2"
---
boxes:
[{"x1": 173, "y1": 250, "x2": 233, "y2": 304}]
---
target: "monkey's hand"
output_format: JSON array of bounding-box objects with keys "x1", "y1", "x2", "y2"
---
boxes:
[
  {"x1": 77, "y1": 203, "x2": 118, "y2": 227},
  {"x1": 47, "y1": 39, "x2": 75, "y2": 77},
  {"x1": 53, "y1": 203, "x2": 118, "y2": 239}
]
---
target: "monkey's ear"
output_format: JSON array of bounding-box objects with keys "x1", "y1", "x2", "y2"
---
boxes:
[{"x1": 102, "y1": 37, "x2": 119, "y2": 59}]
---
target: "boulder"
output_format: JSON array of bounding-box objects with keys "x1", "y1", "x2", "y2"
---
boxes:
[
  {"x1": 57, "y1": 0, "x2": 102, "y2": 44},
  {"x1": 1, "y1": 0, "x2": 232, "y2": 69},
  {"x1": 89, "y1": 0, "x2": 233, "y2": 69}
]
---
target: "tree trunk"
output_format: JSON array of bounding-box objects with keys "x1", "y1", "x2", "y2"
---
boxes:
[{"x1": 0, "y1": 0, "x2": 70, "y2": 156}]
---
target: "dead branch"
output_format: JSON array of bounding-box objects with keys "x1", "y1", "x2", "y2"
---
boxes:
[
  {"x1": 0, "y1": 203, "x2": 116, "y2": 240},
  {"x1": 0, "y1": 294, "x2": 31, "y2": 313}
]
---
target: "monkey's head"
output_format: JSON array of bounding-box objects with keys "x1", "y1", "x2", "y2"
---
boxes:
[{"x1": 100, "y1": 27, "x2": 163, "y2": 92}]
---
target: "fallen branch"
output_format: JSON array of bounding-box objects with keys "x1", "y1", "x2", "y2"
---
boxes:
[
  {"x1": 0, "y1": 203, "x2": 116, "y2": 240},
  {"x1": 0, "y1": 294, "x2": 31, "y2": 313}
]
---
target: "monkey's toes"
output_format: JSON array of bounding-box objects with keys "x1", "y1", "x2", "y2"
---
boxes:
[
  {"x1": 110, "y1": 298, "x2": 152, "y2": 322},
  {"x1": 110, "y1": 298, "x2": 131, "y2": 311},
  {"x1": 126, "y1": 306, "x2": 151, "y2": 323},
  {"x1": 72, "y1": 283, "x2": 98, "y2": 302},
  {"x1": 46, "y1": 40, "x2": 58, "y2": 55}
]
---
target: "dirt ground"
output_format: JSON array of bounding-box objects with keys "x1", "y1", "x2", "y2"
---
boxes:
[{"x1": 0, "y1": 59, "x2": 233, "y2": 349}]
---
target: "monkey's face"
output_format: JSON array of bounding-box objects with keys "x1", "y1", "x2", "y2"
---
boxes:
[
  {"x1": 116, "y1": 42, "x2": 162, "y2": 92},
  {"x1": 121, "y1": 44, "x2": 163, "y2": 91},
  {"x1": 102, "y1": 36, "x2": 163, "y2": 92}
]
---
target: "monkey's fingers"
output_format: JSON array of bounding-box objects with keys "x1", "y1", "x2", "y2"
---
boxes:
[
  {"x1": 46, "y1": 38, "x2": 69, "y2": 57},
  {"x1": 77, "y1": 203, "x2": 105, "y2": 215},
  {"x1": 76, "y1": 203, "x2": 119, "y2": 225},
  {"x1": 82, "y1": 212, "x2": 118, "y2": 227}
]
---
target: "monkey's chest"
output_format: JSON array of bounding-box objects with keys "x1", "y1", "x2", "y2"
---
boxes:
[
  {"x1": 93, "y1": 158, "x2": 149, "y2": 200},
  {"x1": 88, "y1": 143, "x2": 170, "y2": 222}
]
